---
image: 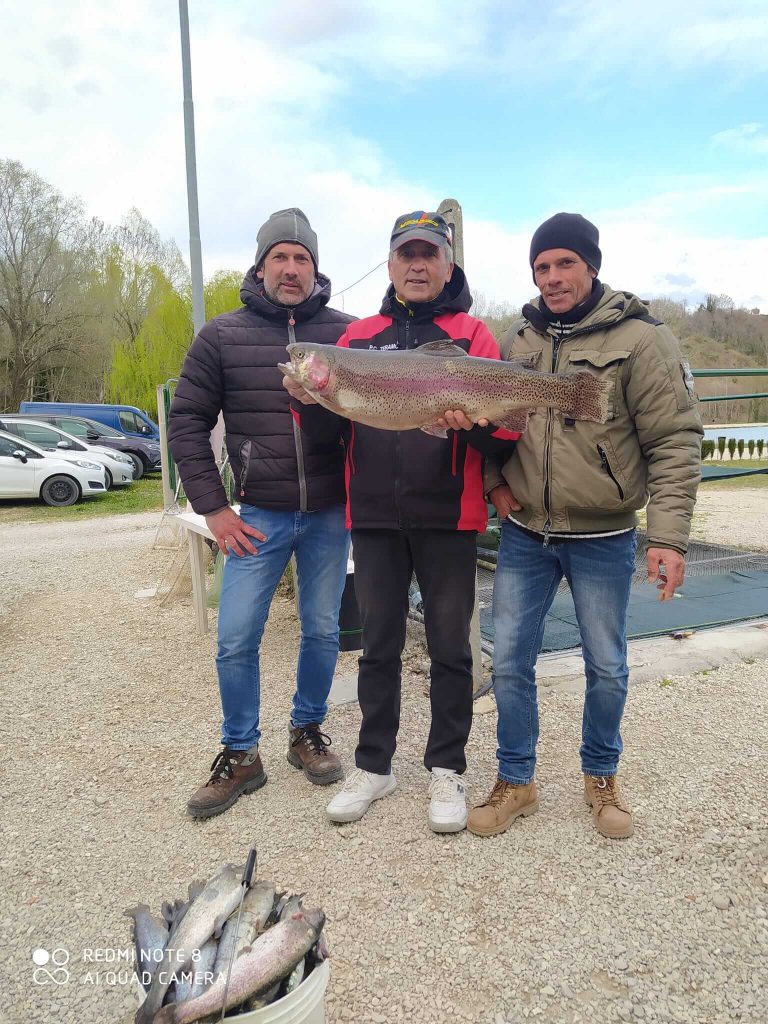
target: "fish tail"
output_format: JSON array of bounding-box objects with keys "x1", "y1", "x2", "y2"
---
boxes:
[{"x1": 568, "y1": 370, "x2": 611, "y2": 423}]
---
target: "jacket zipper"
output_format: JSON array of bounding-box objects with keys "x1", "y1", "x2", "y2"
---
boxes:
[
  {"x1": 597, "y1": 443, "x2": 625, "y2": 500},
  {"x1": 541, "y1": 334, "x2": 563, "y2": 543},
  {"x1": 287, "y1": 311, "x2": 308, "y2": 512},
  {"x1": 239, "y1": 440, "x2": 252, "y2": 498}
]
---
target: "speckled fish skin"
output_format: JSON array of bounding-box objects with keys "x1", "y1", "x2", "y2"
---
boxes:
[
  {"x1": 279, "y1": 341, "x2": 609, "y2": 431},
  {"x1": 135, "y1": 863, "x2": 244, "y2": 1024},
  {"x1": 151, "y1": 909, "x2": 325, "y2": 1024}
]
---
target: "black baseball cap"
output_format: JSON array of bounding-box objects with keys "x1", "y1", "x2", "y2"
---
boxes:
[{"x1": 389, "y1": 211, "x2": 452, "y2": 252}]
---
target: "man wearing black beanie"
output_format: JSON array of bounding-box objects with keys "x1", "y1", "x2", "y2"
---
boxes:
[{"x1": 460, "y1": 212, "x2": 703, "y2": 841}]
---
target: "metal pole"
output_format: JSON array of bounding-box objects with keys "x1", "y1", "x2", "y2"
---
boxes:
[
  {"x1": 179, "y1": 1, "x2": 226, "y2": 472},
  {"x1": 179, "y1": 0, "x2": 205, "y2": 335}
]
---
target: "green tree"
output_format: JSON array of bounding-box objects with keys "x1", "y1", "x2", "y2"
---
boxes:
[
  {"x1": 758, "y1": 439, "x2": 765, "y2": 460},
  {"x1": 717, "y1": 436, "x2": 726, "y2": 460},
  {"x1": 748, "y1": 439, "x2": 755, "y2": 460},
  {"x1": 737, "y1": 439, "x2": 745, "y2": 460},
  {"x1": 727, "y1": 438, "x2": 736, "y2": 460}
]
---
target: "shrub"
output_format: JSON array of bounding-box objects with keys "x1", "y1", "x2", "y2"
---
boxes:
[
  {"x1": 737, "y1": 439, "x2": 745, "y2": 459},
  {"x1": 748, "y1": 439, "x2": 755, "y2": 459},
  {"x1": 727, "y1": 438, "x2": 736, "y2": 460}
]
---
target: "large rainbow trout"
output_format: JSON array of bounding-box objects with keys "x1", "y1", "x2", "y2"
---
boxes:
[{"x1": 279, "y1": 340, "x2": 610, "y2": 434}]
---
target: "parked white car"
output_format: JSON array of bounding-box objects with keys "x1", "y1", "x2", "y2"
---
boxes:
[
  {"x1": 0, "y1": 417, "x2": 134, "y2": 489},
  {"x1": 0, "y1": 430, "x2": 107, "y2": 506}
]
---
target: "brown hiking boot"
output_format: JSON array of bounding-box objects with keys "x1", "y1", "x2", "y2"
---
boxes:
[
  {"x1": 186, "y1": 745, "x2": 266, "y2": 819},
  {"x1": 287, "y1": 724, "x2": 344, "y2": 785},
  {"x1": 584, "y1": 774, "x2": 634, "y2": 839},
  {"x1": 467, "y1": 777, "x2": 539, "y2": 837}
]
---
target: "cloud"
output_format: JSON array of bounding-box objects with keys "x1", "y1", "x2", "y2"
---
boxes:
[{"x1": 711, "y1": 123, "x2": 768, "y2": 153}]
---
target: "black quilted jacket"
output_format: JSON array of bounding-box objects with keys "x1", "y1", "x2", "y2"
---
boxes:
[{"x1": 168, "y1": 268, "x2": 355, "y2": 515}]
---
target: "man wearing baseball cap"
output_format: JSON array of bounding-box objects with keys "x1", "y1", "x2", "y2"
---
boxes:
[
  {"x1": 284, "y1": 210, "x2": 518, "y2": 832},
  {"x1": 169, "y1": 208, "x2": 356, "y2": 819},
  {"x1": 462, "y1": 212, "x2": 703, "y2": 840}
]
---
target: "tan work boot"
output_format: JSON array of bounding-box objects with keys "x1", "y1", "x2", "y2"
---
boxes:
[
  {"x1": 287, "y1": 724, "x2": 344, "y2": 785},
  {"x1": 584, "y1": 774, "x2": 634, "y2": 839},
  {"x1": 467, "y1": 777, "x2": 539, "y2": 837},
  {"x1": 186, "y1": 745, "x2": 266, "y2": 819}
]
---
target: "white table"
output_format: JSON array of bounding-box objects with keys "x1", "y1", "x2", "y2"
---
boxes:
[{"x1": 175, "y1": 509, "x2": 218, "y2": 634}]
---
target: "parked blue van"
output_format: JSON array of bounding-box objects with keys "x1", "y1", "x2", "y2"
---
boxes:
[{"x1": 19, "y1": 403, "x2": 160, "y2": 441}]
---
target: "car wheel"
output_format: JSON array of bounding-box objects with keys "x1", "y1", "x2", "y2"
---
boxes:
[
  {"x1": 41, "y1": 475, "x2": 81, "y2": 507},
  {"x1": 127, "y1": 453, "x2": 145, "y2": 480},
  {"x1": 104, "y1": 468, "x2": 113, "y2": 490}
]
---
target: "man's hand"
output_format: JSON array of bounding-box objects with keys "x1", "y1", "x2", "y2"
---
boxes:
[
  {"x1": 646, "y1": 547, "x2": 685, "y2": 601},
  {"x1": 488, "y1": 483, "x2": 522, "y2": 518},
  {"x1": 436, "y1": 410, "x2": 490, "y2": 431},
  {"x1": 205, "y1": 506, "x2": 267, "y2": 558},
  {"x1": 282, "y1": 375, "x2": 318, "y2": 405}
]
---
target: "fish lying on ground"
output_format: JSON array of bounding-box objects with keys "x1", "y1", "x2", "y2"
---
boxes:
[
  {"x1": 279, "y1": 340, "x2": 610, "y2": 435},
  {"x1": 152, "y1": 908, "x2": 326, "y2": 1024},
  {"x1": 125, "y1": 904, "x2": 170, "y2": 988},
  {"x1": 135, "y1": 863, "x2": 244, "y2": 1024}
]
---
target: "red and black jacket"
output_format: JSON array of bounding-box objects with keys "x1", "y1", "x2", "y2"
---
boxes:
[{"x1": 294, "y1": 267, "x2": 518, "y2": 532}]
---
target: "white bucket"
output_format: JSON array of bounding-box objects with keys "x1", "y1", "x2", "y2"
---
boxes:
[{"x1": 230, "y1": 959, "x2": 330, "y2": 1024}]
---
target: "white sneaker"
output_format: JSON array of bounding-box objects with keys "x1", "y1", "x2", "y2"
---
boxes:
[
  {"x1": 326, "y1": 767, "x2": 397, "y2": 823},
  {"x1": 428, "y1": 769, "x2": 467, "y2": 833}
]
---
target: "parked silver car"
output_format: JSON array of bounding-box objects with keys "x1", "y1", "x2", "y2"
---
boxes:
[{"x1": 0, "y1": 418, "x2": 134, "y2": 489}]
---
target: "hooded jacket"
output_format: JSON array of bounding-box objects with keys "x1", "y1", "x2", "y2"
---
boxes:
[
  {"x1": 168, "y1": 268, "x2": 355, "y2": 515},
  {"x1": 483, "y1": 284, "x2": 703, "y2": 552},
  {"x1": 294, "y1": 267, "x2": 517, "y2": 531}
]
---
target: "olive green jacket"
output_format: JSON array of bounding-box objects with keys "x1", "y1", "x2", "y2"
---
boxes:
[{"x1": 483, "y1": 285, "x2": 703, "y2": 553}]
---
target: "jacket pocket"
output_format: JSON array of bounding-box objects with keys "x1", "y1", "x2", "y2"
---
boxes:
[
  {"x1": 567, "y1": 349, "x2": 631, "y2": 421},
  {"x1": 238, "y1": 440, "x2": 252, "y2": 497},
  {"x1": 596, "y1": 441, "x2": 625, "y2": 501},
  {"x1": 667, "y1": 358, "x2": 698, "y2": 412}
]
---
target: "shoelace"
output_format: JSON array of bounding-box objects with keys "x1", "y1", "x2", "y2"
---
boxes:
[
  {"x1": 487, "y1": 778, "x2": 516, "y2": 806},
  {"x1": 206, "y1": 748, "x2": 238, "y2": 786},
  {"x1": 291, "y1": 725, "x2": 332, "y2": 757},
  {"x1": 591, "y1": 776, "x2": 625, "y2": 810},
  {"x1": 429, "y1": 774, "x2": 465, "y2": 803},
  {"x1": 338, "y1": 767, "x2": 375, "y2": 793}
]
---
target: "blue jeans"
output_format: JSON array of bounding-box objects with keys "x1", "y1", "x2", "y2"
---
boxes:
[
  {"x1": 216, "y1": 504, "x2": 350, "y2": 750},
  {"x1": 492, "y1": 522, "x2": 637, "y2": 783}
]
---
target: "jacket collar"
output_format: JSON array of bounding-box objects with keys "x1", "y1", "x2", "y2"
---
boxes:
[{"x1": 379, "y1": 265, "x2": 472, "y2": 321}]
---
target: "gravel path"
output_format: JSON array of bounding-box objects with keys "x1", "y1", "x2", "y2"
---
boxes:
[{"x1": 1, "y1": 510, "x2": 766, "y2": 1024}]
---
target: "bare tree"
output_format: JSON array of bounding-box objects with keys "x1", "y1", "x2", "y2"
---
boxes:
[
  {"x1": 107, "y1": 207, "x2": 188, "y2": 344},
  {"x1": 0, "y1": 160, "x2": 88, "y2": 410}
]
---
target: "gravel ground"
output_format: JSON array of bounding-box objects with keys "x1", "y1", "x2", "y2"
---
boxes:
[
  {"x1": 1, "y1": 509, "x2": 767, "y2": 1024},
  {"x1": 689, "y1": 487, "x2": 768, "y2": 550}
]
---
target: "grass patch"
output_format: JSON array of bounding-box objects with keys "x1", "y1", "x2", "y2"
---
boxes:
[
  {"x1": 0, "y1": 475, "x2": 164, "y2": 525},
  {"x1": 660, "y1": 677, "x2": 676, "y2": 688},
  {"x1": 702, "y1": 471, "x2": 768, "y2": 490}
]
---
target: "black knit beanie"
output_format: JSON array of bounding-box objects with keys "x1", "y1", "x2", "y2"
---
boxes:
[
  {"x1": 529, "y1": 213, "x2": 601, "y2": 281},
  {"x1": 254, "y1": 208, "x2": 319, "y2": 272}
]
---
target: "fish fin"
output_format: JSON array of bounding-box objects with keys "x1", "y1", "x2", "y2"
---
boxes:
[
  {"x1": 420, "y1": 423, "x2": 449, "y2": 438},
  {"x1": 493, "y1": 410, "x2": 530, "y2": 433},
  {"x1": 416, "y1": 341, "x2": 467, "y2": 357},
  {"x1": 567, "y1": 371, "x2": 611, "y2": 423},
  {"x1": 187, "y1": 879, "x2": 207, "y2": 902}
]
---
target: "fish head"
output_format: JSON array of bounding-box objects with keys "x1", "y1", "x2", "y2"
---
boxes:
[{"x1": 280, "y1": 344, "x2": 333, "y2": 394}]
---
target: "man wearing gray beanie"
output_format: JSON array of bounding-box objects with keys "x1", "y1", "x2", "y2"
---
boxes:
[
  {"x1": 455, "y1": 212, "x2": 703, "y2": 841},
  {"x1": 169, "y1": 208, "x2": 356, "y2": 819}
]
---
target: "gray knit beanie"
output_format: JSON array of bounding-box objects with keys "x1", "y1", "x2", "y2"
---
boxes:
[{"x1": 254, "y1": 208, "x2": 319, "y2": 272}]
